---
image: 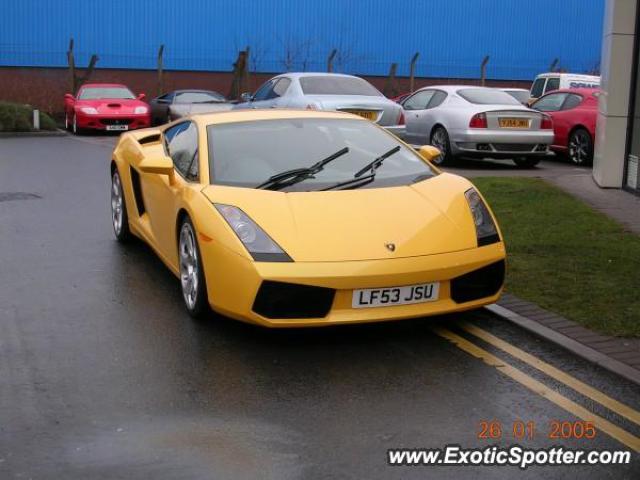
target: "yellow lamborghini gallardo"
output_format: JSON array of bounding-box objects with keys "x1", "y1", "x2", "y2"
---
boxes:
[{"x1": 110, "y1": 110, "x2": 506, "y2": 327}]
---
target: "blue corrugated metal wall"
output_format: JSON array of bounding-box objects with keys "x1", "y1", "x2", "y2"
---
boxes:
[{"x1": 0, "y1": 0, "x2": 604, "y2": 80}]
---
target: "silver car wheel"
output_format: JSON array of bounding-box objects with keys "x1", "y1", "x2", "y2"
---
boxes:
[
  {"x1": 72, "y1": 114, "x2": 78, "y2": 134},
  {"x1": 111, "y1": 171, "x2": 124, "y2": 235},
  {"x1": 569, "y1": 130, "x2": 590, "y2": 165},
  {"x1": 179, "y1": 222, "x2": 199, "y2": 311},
  {"x1": 430, "y1": 129, "x2": 448, "y2": 165}
]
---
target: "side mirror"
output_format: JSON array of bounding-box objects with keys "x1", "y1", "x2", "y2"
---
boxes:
[
  {"x1": 418, "y1": 145, "x2": 442, "y2": 163},
  {"x1": 137, "y1": 93, "x2": 146, "y2": 101},
  {"x1": 138, "y1": 155, "x2": 175, "y2": 183},
  {"x1": 64, "y1": 93, "x2": 74, "y2": 100},
  {"x1": 240, "y1": 92, "x2": 253, "y2": 102}
]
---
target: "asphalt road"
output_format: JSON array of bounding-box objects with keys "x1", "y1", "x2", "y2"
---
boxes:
[{"x1": 1, "y1": 134, "x2": 639, "y2": 479}]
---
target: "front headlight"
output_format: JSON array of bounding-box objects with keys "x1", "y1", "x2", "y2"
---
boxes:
[
  {"x1": 464, "y1": 188, "x2": 500, "y2": 246},
  {"x1": 80, "y1": 107, "x2": 98, "y2": 114},
  {"x1": 134, "y1": 106, "x2": 148, "y2": 114},
  {"x1": 214, "y1": 204, "x2": 292, "y2": 262}
]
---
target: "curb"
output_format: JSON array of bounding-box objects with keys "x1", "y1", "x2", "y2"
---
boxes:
[
  {"x1": 0, "y1": 129, "x2": 67, "y2": 138},
  {"x1": 486, "y1": 303, "x2": 640, "y2": 386}
]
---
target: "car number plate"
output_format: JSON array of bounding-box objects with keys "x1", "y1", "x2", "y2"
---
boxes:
[
  {"x1": 345, "y1": 110, "x2": 378, "y2": 121},
  {"x1": 499, "y1": 118, "x2": 529, "y2": 128},
  {"x1": 352, "y1": 282, "x2": 440, "y2": 308},
  {"x1": 106, "y1": 125, "x2": 129, "y2": 131}
]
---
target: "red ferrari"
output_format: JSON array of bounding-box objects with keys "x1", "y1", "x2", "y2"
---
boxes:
[
  {"x1": 531, "y1": 88, "x2": 599, "y2": 165},
  {"x1": 64, "y1": 83, "x2": 150, "y2": 134}
]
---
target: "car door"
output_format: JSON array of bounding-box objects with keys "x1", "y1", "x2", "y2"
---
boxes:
[
  {"x1": 402, "y1": 90, "x2": 435, "y2": 144},
  {"x1": 141, "y1": 121, "x2": 199, "y2": 264},
  {"x1": 531, "y1": 92, "x2": 568, "y2": 147},
  {"x1": 267, "y1": 78, "x2": 292, "y2": 108},
  {"x1": 547, "y1": 93, "x2": 583, "y2": 148},
  {"x1": 247, "y1": 79, "x2": 278, "y2": 109}
]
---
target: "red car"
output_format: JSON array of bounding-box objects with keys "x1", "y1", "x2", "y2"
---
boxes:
[
  {"x1": 531, "y1": 88, "x2": 599, "y2": 165},
  {"x1": 64, "y1": 83, "x2": 150, "y2": 134}
]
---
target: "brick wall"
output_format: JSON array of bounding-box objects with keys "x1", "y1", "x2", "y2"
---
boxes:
[{"x1": 0, "y1": 66, "x2": 532, "y2": 116}]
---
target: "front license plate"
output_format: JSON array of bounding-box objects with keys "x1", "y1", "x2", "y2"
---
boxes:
[
  {"x1": 499, "y1": 118, "x2": 529, "y2": 128},
  {"x1": 106, "y1": 125, "x2": 129, "y2": 131},
  {"x1": 346, "y1": 110, "x2": 378, "y2": 121},
  {"x1": 352, "y1": 282, "x2": 440, "y2": 308}
]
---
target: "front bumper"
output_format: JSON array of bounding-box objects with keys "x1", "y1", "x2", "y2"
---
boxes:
[
  {"x1": 200, "y1": 240, "x2": 506, "y2": 327},
  {"x1": 76, "y1": 112, "x2": 151, "y2": 131},
  {"x1": 451, "y1": 128, "x2": 554, "y2": 158}
]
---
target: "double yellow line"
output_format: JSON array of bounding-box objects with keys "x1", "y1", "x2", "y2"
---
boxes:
[{"x1": 432, "y1": 322, "x2": 640, "y2": 452}]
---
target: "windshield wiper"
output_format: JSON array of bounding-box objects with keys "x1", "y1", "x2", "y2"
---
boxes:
[
  {"x1": 354, "y1": 146, "x2": 401, "y2": 178},
  {"x1": 319, "y1": 173, "x2": 376, "y2": 191},
  {"x1": 256, "y1": 147, "x2": 349, "y2": 190}
]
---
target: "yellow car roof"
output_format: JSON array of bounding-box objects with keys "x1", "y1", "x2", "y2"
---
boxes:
[{"x1": 190, "y1": 109, "x2": 366, "y2": 126}]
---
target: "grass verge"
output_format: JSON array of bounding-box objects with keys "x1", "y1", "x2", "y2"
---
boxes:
[
  {"x1": 472, "y1": 176, "x2": 640, "y2": 337},
  {"x1": 0, "y1": 101, "x2": 57, "y2": 132}
]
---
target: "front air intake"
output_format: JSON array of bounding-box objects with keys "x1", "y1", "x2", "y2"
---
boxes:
[
  {"x1": 252, "y1": 281, "x2": 335, "y2": 319},
  {"x1": 450, "y1": 260, "x2": 505, "y2": 303}
]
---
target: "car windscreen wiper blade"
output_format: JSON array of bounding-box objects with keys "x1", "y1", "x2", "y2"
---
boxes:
[
  {"x1": 354, "y1": 146, "x2": 401, "y2": 178},
  {"x1": 319, "y1": 173, "x2": 376, "y2": 191},
  {"x1": 256, "y1": 147, "x2": 349, "y2": 190}
]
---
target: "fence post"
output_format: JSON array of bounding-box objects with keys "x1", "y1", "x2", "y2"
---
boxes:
[
  {"x1": 549, "y1": 58, "x2": 559, "y2": 72},
  {"x1": 480, "y1": 56, "x2": 490, "y2": 86},
  {"x1": 67, "y1": 38, "x2": 76, "y2": 93},
  {"x1": 327, "y1": 49, "x2": 337, "y2": 72},
  {"x1": 157, "y1": 45, "x2": 165, "y2": 96},
  {"x1": 409, "y1": 52, "x2": 419, "y2": 93},
  {"x1": 383, "y1": 63, "x2": 398, "y2": 98},
  {"x1": 33, "y1": 109, "x2": 40, "y2": 130}
]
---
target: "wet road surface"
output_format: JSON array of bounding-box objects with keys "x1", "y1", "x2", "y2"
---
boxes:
[{"x1": 1, "y1": 135, "x2": 638, "y2": 479}]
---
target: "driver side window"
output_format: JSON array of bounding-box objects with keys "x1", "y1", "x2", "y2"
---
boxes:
[
  {"x1": 164, "y1": 121, "x2": 199, "y2": 181},
  {"x1": 532, "y1": 93, "x2": 568, "y2": 112},
  {"x1": 403, "y1": 90, "x2": 435, "y2": 111},
  {"x1": 253, "y1": 80, "x2": 276, "y2": 101}
]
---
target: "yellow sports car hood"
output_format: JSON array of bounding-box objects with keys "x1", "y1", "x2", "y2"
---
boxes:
[{"x1": 202, "y1": 173, "x2": 478, "y2": 262}]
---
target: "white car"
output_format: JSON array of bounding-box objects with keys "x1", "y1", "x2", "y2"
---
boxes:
[
  {"x1": 234, "y1": 72, "x2": 405, "y2": 138},
  {"x1": 401, "y1": 85, "x2": 554, "y2": 168}
]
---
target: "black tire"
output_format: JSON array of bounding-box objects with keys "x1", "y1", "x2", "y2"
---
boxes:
[
  {"x1": 513, "y1": 157, "x2": 541, "y2": 168},
  {"x1": 110, "y1": 168, "x2": 132, "y2": 242},
  {"x1": 568, "y1": 128, "x2": 593, "y2": 166},
  {"x1": 429, "y1": 126, "x2": 453, "y2": 166},
  {"x1": 178, "y1": 216, "x2": 209, "y2": 318}
]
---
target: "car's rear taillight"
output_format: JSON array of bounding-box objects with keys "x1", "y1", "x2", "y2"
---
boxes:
[
  {"x1": 397, "y1": 110, "x2": 405, "y2": 125},
  {"x1": 469, "y1": 112, "x2": 488, "y2": 128},
  {"x1": 540, "y1": 114, "x2": 553, "y2": 129}
]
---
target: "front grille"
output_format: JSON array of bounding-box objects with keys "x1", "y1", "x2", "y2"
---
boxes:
[
  {"x1": 491, "y1": 143, "x2": 535, "y2": 152},
  {"x1": 252, "y1": 281, "x2": 335, "y2": 319},
  {"x1": 450, "y1": 260, "x2": 505, "y2": 303},
  {"x1": 101, "y1": 118, "x2": 133, "y2": 126}
]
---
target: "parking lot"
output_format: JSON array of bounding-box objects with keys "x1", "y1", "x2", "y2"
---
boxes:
[{"x1": 0, "y1": 134, "x2": 638, "y2": 479}]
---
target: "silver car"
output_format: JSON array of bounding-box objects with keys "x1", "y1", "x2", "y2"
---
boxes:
[
  {"x1": 401, "y1": 86, "x2": 554, "y2": 167},
  {"x1": 234, "y1": 72, "x2": 405, "y2": 137},
  {"x1": 149, "y1": 90, "x2": 233, "y2": 125}
]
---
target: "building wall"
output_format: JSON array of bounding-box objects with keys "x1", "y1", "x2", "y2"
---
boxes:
[
  {"x1": 0, "y1": 67, "x2": 532, "y2": 115},
  {"x1": 593, "y1": 0, "x2": 638, "y2": 187},
  {"x1": 1, "y1": 0, "x2": 604, "y2": 81}
]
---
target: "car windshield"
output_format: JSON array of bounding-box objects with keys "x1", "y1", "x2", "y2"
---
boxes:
[
  {"x1": 457, "y1": 88, "x2": 520, "y2": 105},
  {"x1": 78, "y1": 87, "x2": 135, "y2": 100},
  {"x1": 299, "y1": 76, "x2": 382, "y2": 96},
  {"x1": 207, "y1": 118, "x2": 434, "y2": 191},
  {"x1": 175, "y1": 91, "x2": 225, "y2": 103}
]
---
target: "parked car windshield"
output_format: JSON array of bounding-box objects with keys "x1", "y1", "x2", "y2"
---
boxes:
[
  {"x1": 78, "y1": 87, "x2": 135, "y2": 100},
  {"x1": 457, "y1": 88, "x2": 521, "y2": 105},
  {"x1": 175, "y1": 91, "x2": 226, "y2": 103},
  {"x1": 299, "y1": 76, "x2": 382, "y2": 96},
  {"x1": 207, "y1": 118, "x2": 434, "y2": 191}
]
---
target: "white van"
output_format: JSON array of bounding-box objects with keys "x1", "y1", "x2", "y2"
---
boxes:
[{"x1": 529, "y1": 73, "x2": 600, "y2": 103}]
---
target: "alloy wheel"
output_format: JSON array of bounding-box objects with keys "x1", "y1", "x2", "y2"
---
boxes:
[
  {"x1": 569, "y1": 130, "x2": 590, "y2": 165},
  {"x1": 111, "y1": 172, "x2": 124, "y2": 235},
  {"x1": 179, "y1": 222, "x2": 199, "y2": 311}
]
